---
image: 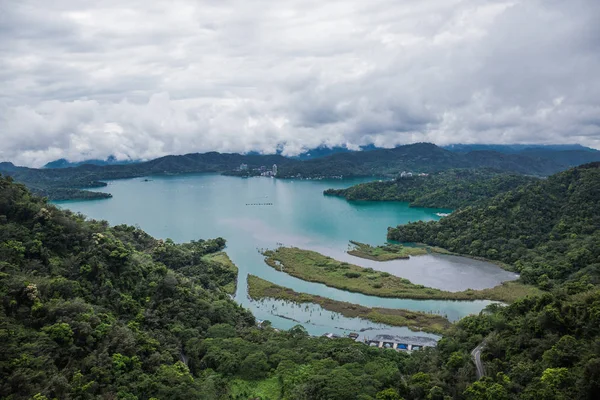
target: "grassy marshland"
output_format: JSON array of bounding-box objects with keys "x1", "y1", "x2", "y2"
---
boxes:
[
  {"x1": 247, "y1": 275, "x2": 451, "y2": 334},
  {"x1": 263, "y1": 247, "x2": 541, "y2": 302}
]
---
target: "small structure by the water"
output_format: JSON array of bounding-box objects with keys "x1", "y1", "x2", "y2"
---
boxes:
[
  {"x1": 322, "y1": 332, "x2": 342, "y2": 339},
  {"x1": 348, "y1": 332, "x2": 359, "y2": 340},
  {"x1": 364, "y1": 334, "x2": 438, "y2": 352}
]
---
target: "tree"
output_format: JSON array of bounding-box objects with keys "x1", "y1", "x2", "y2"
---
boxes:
[
  {"x1": 376, "y1": 388, "x2": 403, "y2": 400},
  {"x1": 240, "y1": 351, "x2": 270, "y2": 380}
]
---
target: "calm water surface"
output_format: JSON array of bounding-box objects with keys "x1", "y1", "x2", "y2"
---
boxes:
[{"x1": 56, "y1": 174, "x2": 516, "y2": 338}]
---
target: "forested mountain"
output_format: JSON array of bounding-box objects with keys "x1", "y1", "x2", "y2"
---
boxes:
[
  {"x1": 292, "y1": 144, "x2": 381, "y2": 160},
  {"x1": 324, "y1": 169, "x2": 537, "y2": 209},
  {"x1": 2, "y1": 143, "x2": 599, "y2": 200},
  {"x1": 275, "y1": 143, "x2": 571, "y2": 178},
  {"x1": 2, "y1": 173, "x2": 600, "y2": 399},
  {"x1": 43, "y1": 156, "x2": 138, "y2": 169},
  {"x1": 279, "y1": 143, "x2": 600, "y2": 179},
  {"x1": 0, "y1": 153, "x2": 294, "y2": 200},
  {"x1": 389, "y1": 162, "x2": 600, "y2": 287},
  {"x1": 443, "y1": 144, "x2": 597, "y2": 154}
]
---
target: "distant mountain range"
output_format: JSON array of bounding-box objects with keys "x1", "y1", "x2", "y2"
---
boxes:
[
  {"x1": 2, "y1": 143, "x2": 599, "y2": 200},
  {"x1": 43, "y1": 155, "x2": 138, "y2": 169},
  {"x1": 442, "y1": 143, "x2": 596, "y2": 153},
  {"x1": 275, "y1": 143, "x2": 600, "y2": 178},
  {"x1": 41, "y1": 143, "x2": 597, "y2": 166}
]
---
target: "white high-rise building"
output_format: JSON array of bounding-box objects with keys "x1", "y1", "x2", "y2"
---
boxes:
[{"x1": 272, "y1": 164, "x2": 278, "y2": 176}]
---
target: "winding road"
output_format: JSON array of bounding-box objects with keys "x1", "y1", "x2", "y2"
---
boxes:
[{"x1": 471, "y1": 341, "x2": 486, "y2": 379}]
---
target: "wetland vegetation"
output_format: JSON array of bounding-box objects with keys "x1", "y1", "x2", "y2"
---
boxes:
[
  {"x1": 247, "y1": 275, "x2": 451, "y2": 334},
  {"x1": 263, "y1": 247, "x2": 540, "y2": 302},
  {"x1": 347, "y1": 240, "x2": 427, "y2": 261}
]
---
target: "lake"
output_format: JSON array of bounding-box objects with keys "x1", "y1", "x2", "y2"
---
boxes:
[{"x1": 55, "y1": 173, "x2": 517, "y2": 338}]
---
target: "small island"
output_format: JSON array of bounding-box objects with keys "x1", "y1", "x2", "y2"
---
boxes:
[
  {"x1": 247, "y1": 275, "x2": 451, "y2": 334},
  {"x1": 347, "y1": 240, "x2": 427, "y2": 261}
]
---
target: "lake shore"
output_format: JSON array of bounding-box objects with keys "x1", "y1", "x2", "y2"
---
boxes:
[
  {"x1": 425, "y1": 245, "x2": 516, "y2": 271},
  {"x1": 202, "y1": 251, "x2": 238, "y2": 295},
  {"x1": 247, "y1": 275, "x2": 451, "y2": 334},
  {"x1": 263, "y1": 247, "x2": 541, "y2": 303}
]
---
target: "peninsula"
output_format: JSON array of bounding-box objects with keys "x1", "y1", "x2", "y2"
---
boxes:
[
  {"x1": 263, "y1": 247, "x2": 539, "y2": 302},
  {"x1": 247, "y1": 275, "x2": 451, "y2": 334},
  {"x1": 347, "y1": 240, "x2": 427, "y2": 261}
]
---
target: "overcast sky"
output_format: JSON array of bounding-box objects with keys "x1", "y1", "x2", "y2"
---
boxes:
[{"x1": 1, "y1": 0, "x2": 599, "y2": 166}]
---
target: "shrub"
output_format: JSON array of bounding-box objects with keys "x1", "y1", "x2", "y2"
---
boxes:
[{"x1": 344, "y1": 272, "x2": 361, "y2": 278}]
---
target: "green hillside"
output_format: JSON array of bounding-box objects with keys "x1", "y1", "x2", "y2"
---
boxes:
[
  {"x1": 2, "y1": 168, "x2": 600, "y2": 399},
  {"x1": 388, "y1": 163, "x2": 600, "y2": 287},
  {"x1": 324, "y1": 169, "x2": 537, "y2": 209},
  {"x1": 2, "y1": 143, "x2": 598, "y2": 200},
  {"x1": 276, "y1": 143, "x2": 587, "y2": 178}
]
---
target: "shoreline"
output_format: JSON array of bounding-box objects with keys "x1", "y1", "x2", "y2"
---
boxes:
[
  {"x1": 247, "y1": 275, "x2": 451, "y2": 335},
  {"x1": 202, "y1": 251, "x2": 238, "y2": 295},
  {"x1": 347, "y1": 240, "x2": 427, "y2": 261},
  {"x1": 424, "y1": 245, "x2": 516, "y2": 272},
  {"x1": 263, "y1": 247, "x2": 541, "y2": 303}
]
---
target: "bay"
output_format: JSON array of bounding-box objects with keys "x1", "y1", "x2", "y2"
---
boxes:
[{"x1": 55, "y1": 173, "x2": 515, "y2": 338}]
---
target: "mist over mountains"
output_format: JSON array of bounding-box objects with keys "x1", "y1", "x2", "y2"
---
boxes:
[{"x1": 2, "y1": 142, "x2": 600, "y2": 201}]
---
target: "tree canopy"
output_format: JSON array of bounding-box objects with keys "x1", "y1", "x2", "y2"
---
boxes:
[{"x1": 2, "y1": 163, "x2": 600, "y2": 399}]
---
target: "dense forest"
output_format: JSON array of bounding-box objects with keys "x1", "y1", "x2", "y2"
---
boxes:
[
  {"x1": 2, "y1": 143, "x2": 599, "y2": 200},
  {"x1": 324, "y1": 169, "x2": 537, "y2": 209},
  {"x1": 0, "y1": 153, "x2": 293, "y2": 200},
  {"x1": 388, "y1": 163, "x2": 600, "y2": 288},
  {"x1": 275, "y1": 143, "x2": 600, "y2": 179},
  {"x1": 2, "y1": 163, "x2": 600, "y2": 399}
]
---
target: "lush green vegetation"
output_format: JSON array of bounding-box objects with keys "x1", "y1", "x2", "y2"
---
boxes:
[
  {"x1": 34, "y1": 188, "x2": 113, "y2": 201},
  {"x1": 348, "y1": 241, "x2": 427, "y2": 261},
  {"x1": 388, "y1": 163, "x2": 600, "y2": 289},
  {"x1": 0, "y1": 174, "x2": 256, "y2": 399},
  {"x1": 325, "y1": 169, "x2": 537, "y2": 209},
  {"x1": 3, "y1": 160, "x2": 600, "y2": 399},
  {"x1": 276, "y1": 143, "x2": 590, "y2": 179},
  {"x1": 247, "y1": 275, "x2": 451, "y2": 334},
  {"x1": 3, "y1": 143, "x2": 598, "y2": 200},
  {"x1": 202, "y1": 252, "x2": 239, "y2": 295},
  {"x1": 262, "y1": 247, "x2": 539, "y2": 302}
]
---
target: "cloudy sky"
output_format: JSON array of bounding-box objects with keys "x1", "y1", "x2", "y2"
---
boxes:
[{"x1": 1, "y1": 0, "x2": 599, "y2": 166}]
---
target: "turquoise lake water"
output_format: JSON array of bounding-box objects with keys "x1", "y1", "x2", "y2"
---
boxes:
[{"x1": 55, "y1": 173, "x2": 517, "y2": 339}]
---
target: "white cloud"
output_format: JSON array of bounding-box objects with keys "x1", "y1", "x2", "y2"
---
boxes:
[{"x1": 0, "y1": 0, "x2": 599, "y2": 166}]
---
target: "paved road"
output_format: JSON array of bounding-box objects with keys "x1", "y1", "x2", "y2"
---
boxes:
[{"x1": 471, "y1": 342, "x2": 486, "y2": 379}]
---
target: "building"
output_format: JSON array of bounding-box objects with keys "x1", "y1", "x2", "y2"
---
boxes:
[
  {"x1": 239, "y1": 163, "x2": 248, "y2": 171},
  {"x1": 400, "y1": 171, "x2": 413, "y2": 178},
  {"x1": 272, "y1": 164, "x2": 278, "y2": 176}
]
